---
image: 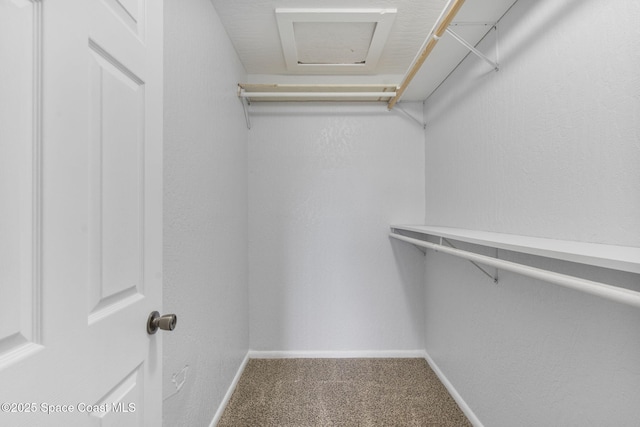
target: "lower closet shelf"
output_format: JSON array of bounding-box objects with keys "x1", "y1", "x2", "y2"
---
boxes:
[
  {"x1": 389, "y1": 225, "x2": 640, "y2": 309},
  {"x1": 390, "y1": 225, "x2": 640, "y2": 274}
]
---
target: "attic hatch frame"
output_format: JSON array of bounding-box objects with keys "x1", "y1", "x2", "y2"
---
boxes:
[
  {"x1": 237, "y1": 0, "x2": 501, "y2": 127},
  {"x1": 275, "y1": 8, "x2": 398, "y2": 74}
]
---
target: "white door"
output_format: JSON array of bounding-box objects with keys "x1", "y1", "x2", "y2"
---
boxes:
[{"x1": 0, "y1": 0, "x2": 164, "y2": 425}]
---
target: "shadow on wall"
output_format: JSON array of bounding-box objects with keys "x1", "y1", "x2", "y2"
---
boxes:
[{"x1": 389, "y1": 237, "x2": 427, "y2": 344}]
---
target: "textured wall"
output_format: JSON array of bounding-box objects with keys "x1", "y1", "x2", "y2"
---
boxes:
[
  {"x1": 163, "y1": 0, "x2": 249, "y2": 425},
  {"x1": 423, "y1": 0, "x2": 640, "y2": 425},
  {"x1": 424, "y1": 0, "x2": 640, "y2": 246},
  {"x1": 249, "y1": 103, "x2": 426, "y2": 352}
]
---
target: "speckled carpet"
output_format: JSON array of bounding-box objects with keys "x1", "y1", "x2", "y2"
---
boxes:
[{"x1": 217, "y1": 358, "x2": 472, "y2": 427}]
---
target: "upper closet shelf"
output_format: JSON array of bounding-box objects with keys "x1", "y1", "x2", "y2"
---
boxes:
[
  {"x1": 236, "y1": 0, "x2": 518, "y2": 111},
  {"x1": 391, "y1": 225, "x2": 640, "y2": 275},
  {"x1": 238, "y1": 84, "x2": 397, "y2": 103}
]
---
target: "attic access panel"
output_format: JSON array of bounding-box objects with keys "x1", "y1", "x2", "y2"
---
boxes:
[{"x1": 276, "y1": 8, "x2": 397, "y2": 74}]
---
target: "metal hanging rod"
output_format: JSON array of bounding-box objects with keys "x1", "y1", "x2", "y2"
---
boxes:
[
  {"x1": 389, "y1": 232, "x2": 640, "y2": 309},
  {"x1": 239, "y1": 90, "x2": 396, "y2": 100}
]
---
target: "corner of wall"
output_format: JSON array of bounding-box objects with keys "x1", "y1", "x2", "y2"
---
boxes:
[{"x1": 163, "y1": 0, "x2": 249, "y2": 425}]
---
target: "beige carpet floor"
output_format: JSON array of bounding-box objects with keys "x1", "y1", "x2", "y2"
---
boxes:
[{"x1": 217, "y1": 358, "x2": 472, "y2": 427}]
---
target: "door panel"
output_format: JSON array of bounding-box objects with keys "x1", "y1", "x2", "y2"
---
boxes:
[
  {"x1": 0, "y1": 0, "x2": 41, "y2": 363},
  {"x1": 100, "y1": 0, "x2": 145, "y2": 39},
  {"x1": 0, "y1": 0, "x2": 163, "y2": 425},
  {"x1": 89, "y1": 364, "x2": 144, "y2": 427},
  {"x1": 88, "y1": 41, "x2": 145, "y2": 321}
]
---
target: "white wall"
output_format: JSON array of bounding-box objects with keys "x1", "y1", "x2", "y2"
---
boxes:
[
  {"x1": 249, "y1": 103, "x2": 426, "y2": 352},
  {"x1": 423, "y1": 0, "x2": 640, "y2": 425},
  {"x1": 163, "y1": 0, "x2": 249, "y2": 425}
]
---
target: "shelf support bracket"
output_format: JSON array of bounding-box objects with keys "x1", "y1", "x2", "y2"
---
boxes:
[
  {"x1": 445, "y1": 27, "x2": 499, "y2": 71},
  {"x1": 238, "y1": 86, "x2": 251, "y2": 130},
  {"x1": 443, "y1": 238, "x2": 499, "y2": 283},
  {"x1": 393, "y1": 103, "x2": 426, "y2": 129},
  {"x1": 391, "y1": 228, "x2": 427, "y2": 255}
]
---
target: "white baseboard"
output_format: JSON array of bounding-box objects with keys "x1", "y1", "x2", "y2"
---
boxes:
[
  {"x1": 248, "y1": 349, "x2": 428, "y2": 359},
  {"x1": 209, "y1": 351, "x2": 250, "y2": 427},
  {"x1": 423, "y1": 351, "x2": 484, "y2": 427}
]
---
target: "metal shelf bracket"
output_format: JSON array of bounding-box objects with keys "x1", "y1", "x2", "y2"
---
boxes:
[
  {"x1": 393, "y1": 103, "x2": 426, "y2": 129},
  {"x1": 391, "y1": 230, "x2": 498, "y2": 283},
  {"x1": 442, "y1": 237, "x2": 499, "y2": 283},
  {"x1": 238, "y1": 86, "x2": 252, "y2": 130},
  {"x1": 445, "y1": 26, "x2": 499, "y2": 72},
  {"x1": 391, "y1": 228, "x2": 427, "y2": 255}
]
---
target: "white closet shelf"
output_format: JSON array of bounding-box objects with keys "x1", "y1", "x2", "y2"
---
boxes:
[
  {"x1": 238, "y1": 84, "x2": 397, "y2": 103},
  {"x1": 390, "y1": 225, "x2": 640, "y2": 275}
]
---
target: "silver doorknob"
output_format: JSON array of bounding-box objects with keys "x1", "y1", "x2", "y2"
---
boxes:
[{"x1": 147, "y1": 311, "x2": 177, "y2": 334}]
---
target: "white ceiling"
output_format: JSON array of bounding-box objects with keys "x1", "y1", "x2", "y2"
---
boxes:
[
  {"x1": 210, "y1": 0, "x2": 518, "y2": 102},
  {"x1": 210, "y1": 0, "x2": 447, "y2": 74}
]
